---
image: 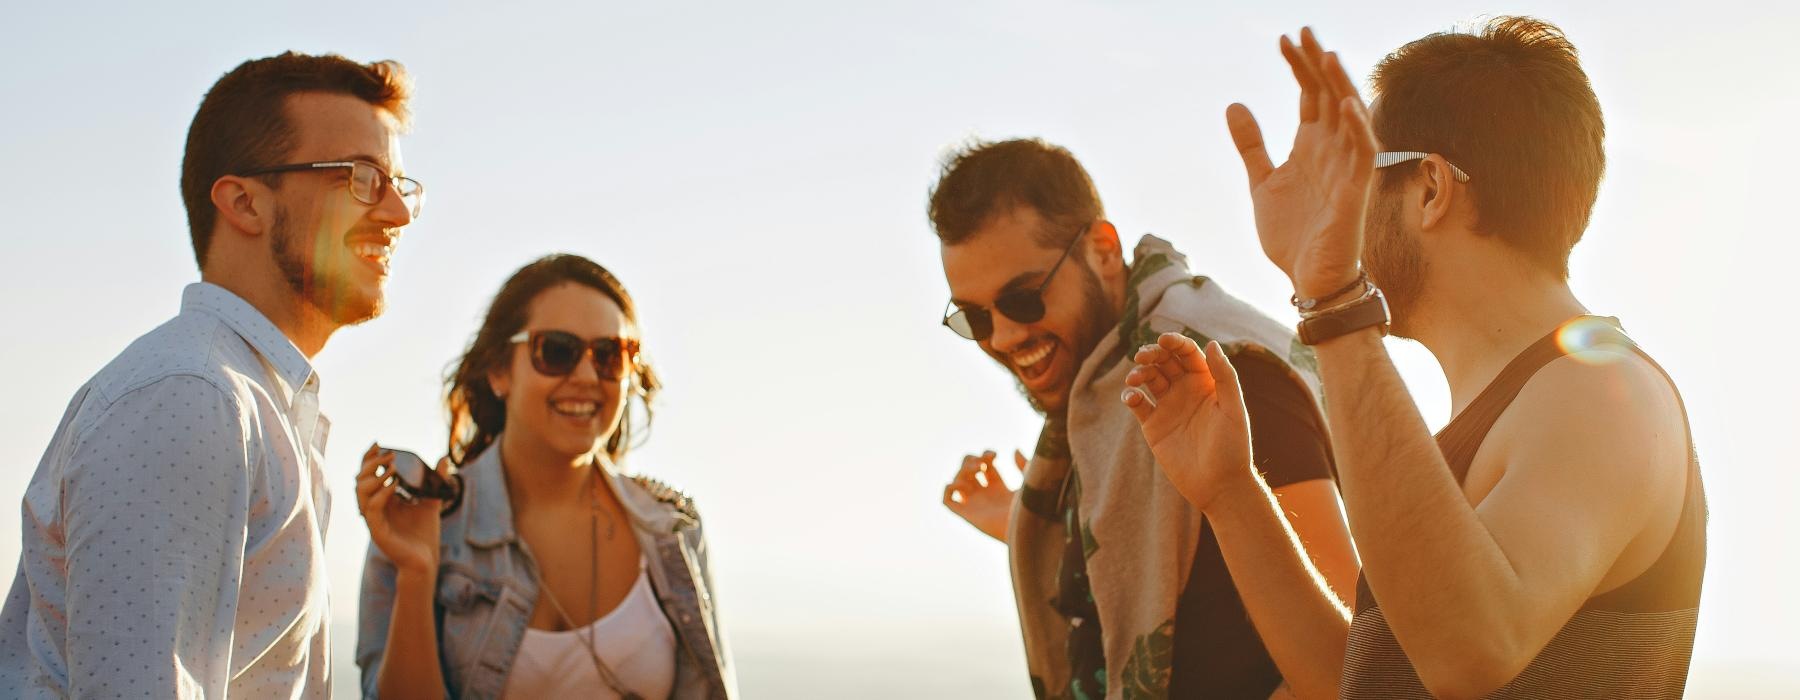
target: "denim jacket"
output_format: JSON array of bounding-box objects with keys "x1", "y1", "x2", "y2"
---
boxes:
[{"x1": 356, "y1": 440, "x2": 736, "y2": 699}]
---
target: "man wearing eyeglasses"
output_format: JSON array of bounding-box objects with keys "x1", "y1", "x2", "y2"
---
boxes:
[
  {"x1": 1123, "y1": 18, "x2": 1706, "y2": 699},
  {"x1": 929, "y1": 138, "x2": 1358, "y2": 698},
  {"x1": 0, "y1": 52, "x2": 421, "y2": 698}
]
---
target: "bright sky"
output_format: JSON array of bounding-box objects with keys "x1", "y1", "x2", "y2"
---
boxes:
[{"x1": 3, "y1": 1, "x2": 1795, "y2": 697}]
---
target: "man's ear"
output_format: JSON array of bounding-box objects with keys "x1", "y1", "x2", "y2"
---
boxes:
[
  {"x1": 210, "y1": 175, "x2": 273, "y2": 238},
  {"x1": 1089, "y1": 219, "x2": 1124, "y2": 267},
  {"x1": 1417, "y1": 155, "x2": 1462, "y2": 232}
]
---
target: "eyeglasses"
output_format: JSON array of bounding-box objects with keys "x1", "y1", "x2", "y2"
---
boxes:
[
  {"x1": 1374, "y1": 151, "x2": 1471, "y2": 183},
  {"x1": 238, "y1": 160, "x2": 426, "y2": 218},
  {"x1": 941, "y1": 223, "x2": 1090, "y2": 341},
  {"x1": 508, "y1": 330, "x2": 640, "y2": 380}
]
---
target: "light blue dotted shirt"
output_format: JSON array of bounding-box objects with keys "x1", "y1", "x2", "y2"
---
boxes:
[{"x1": 0, "y1": 283, "x2": 334, "y2": 698}]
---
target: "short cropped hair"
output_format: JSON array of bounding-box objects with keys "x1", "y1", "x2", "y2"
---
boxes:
[
  {"x1": 1371, "y1": 16, "x2": 1605, "y2": 276},
  {"x1": 928, "y1": 138, "x2": 1103, "y2": 248},
  {"x1": 180, "y1": 52, "x2": 413, "y2": 268}
]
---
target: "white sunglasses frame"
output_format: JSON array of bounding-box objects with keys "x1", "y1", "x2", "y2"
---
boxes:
[{"x1": 1374, "y1": 151, "x2": 1471, "y2": 183}]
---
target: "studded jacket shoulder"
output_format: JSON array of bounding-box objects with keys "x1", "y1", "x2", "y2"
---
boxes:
[{"x1": 628, "y1": 474, "x2": 701, "y2": 522}]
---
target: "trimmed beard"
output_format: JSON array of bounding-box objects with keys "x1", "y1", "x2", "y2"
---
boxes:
[
  {"x1": 270, "y1": 204, "x2": 383, "y2": 327},
  {"x1": 1015, "y1": 258, "x2": 1117, "y2": 417},
  {"x1": 1363, "y1": 187, "x2": 1427, "y2": 340}
]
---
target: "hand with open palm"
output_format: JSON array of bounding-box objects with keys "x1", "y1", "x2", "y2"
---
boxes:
[
  {"x1": 942, "y1": 449, "x2": 1024, "y2": 543},
  {"x1": 1121, "y1": 334, "x2": 1253, "y2": 512},
  {"x1": 1230, "y1": 27, "x2": 1379, "y2": 299}
]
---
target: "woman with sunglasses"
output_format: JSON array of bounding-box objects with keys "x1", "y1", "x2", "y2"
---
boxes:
[{"x1": 355, "y1": 254, "x2": 735, "y2": 699}]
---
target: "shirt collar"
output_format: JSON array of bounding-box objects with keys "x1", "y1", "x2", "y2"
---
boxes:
[{"x1": 181, "y1": 282, "x2": 317, "y2": 395}]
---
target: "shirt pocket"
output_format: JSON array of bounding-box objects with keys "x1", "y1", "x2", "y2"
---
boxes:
[{"x1": 436, "y1": 567, "x2": 501, "y2": 675}]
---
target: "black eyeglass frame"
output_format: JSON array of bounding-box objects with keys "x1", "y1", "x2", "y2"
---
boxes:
[
  {"x1": 237, "y1": 160, "x2": 426, "y2": 219},
  {"x1": 507, "y1": 330, "x2": 641, "y2": 380},
  {"x1": 941, "y1": 222, "x2": 1091, "y2": 341}
]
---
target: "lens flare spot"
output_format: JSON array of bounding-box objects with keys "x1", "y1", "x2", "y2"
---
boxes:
[{"x1": 1555, "y1": 316, "x2": 1631, "y2": 366}]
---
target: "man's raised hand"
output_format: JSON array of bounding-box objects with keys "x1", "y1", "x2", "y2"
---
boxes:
[
  {"x1": 1122, "y1": 334, "x2": 1254, "y2": 512},
  {"x1": 1229, "y1": 27, "x2": 1379, "y2": 299}
]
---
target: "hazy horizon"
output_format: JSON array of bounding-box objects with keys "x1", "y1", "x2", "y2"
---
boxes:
[{"x1": 3, "y1": 1, "x2": 1795, "y2": 697}]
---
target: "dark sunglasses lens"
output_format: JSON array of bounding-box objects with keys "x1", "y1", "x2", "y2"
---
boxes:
[
  {"x1": 993, "y1": 291, "x2": 1046, "y2": 324},
  {"x1": 945, "y1": 308, "x2": 992, "y2": 341},
  {"x1": 592, "y1": 340, "x2": 629, "y2": 379},
  {"x1": 531, "y1": 332, "x2": 585, "y2": 375}
]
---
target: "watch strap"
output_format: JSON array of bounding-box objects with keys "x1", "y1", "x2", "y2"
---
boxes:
[{"x1": 1298, "y1": 288, "x2": 1390, "y2": 345}]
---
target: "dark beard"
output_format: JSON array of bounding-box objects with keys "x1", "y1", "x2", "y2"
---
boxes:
[
  {"x1": 1014, "y1": 260, "x2": 1116, "y2": 417},
  {"x1": 270, "y1": 204, "x2": 381, "y2": 326},
  {"x1": 1363, "y1": 189, "x2": 1427, "y2": 339}
]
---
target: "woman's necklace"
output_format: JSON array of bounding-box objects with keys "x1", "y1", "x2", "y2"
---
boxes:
[{"x1": 533, "y1": 464, "x2": 642, "y2": 700}]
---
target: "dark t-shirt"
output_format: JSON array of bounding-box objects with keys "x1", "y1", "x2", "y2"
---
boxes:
[
  {"x1": 1053, "y1": 352, "x2": 1334, "y2": 699},
  {"x1": 1173, "y1": 352, "x2": 1335, "y2": 698}
]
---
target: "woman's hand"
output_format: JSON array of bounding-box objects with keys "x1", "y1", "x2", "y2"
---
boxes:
[
  {"x1": 1122, "y1": 334, "x2": 1255, "y2": 512},
  {"x1": 357, "y1": 443, "x2": 444, "y2": 576}
]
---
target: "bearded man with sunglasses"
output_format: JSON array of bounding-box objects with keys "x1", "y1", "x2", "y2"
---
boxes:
[
  {"x1": 0, "y1": 53, "x2": 420, "y2": 698},
  {"x1": 1122, "y1": 20, "x2": 1706, "y2": 699},
  {"x1": 929, "y1": 138, "x2": 1357, "y2": 698}
]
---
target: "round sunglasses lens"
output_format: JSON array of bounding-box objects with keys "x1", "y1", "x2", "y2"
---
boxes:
[
  {"x1": 946, "y1": 309, "x2": 995, "y2": 341},
  {"x1": 945, "y1": 311, "x2": 975, "y2": 339},
  {"x1": 532, "y1": 333, "x2": 585, "y2": 375},
  {"x1": 994, "y1": 292, "x2": 1046, "y2": 324}
]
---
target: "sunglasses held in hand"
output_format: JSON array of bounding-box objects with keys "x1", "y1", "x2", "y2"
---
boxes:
[{"x1": 382, "y1": 448, "x2": 463, "y2": 515}]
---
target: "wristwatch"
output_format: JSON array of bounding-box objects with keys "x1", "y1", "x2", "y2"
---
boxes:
[{"x1": 1297, "y1": 287, "x2": 1390, "y2": 345}]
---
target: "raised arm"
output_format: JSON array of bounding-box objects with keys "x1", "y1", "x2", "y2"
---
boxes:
[
  {"x1": 1315, "y1": 332, "x2": 1687, "y2": 696},
  {"x1": 1123, "y1": 336, "x2": 1351, "y2": 700},
  {"x1": 1225, "y1": 27, "x2": 1689, "y2": 698},
  {"x1": 1233, "y1": 352, "x2": 1359, "y2": 604}
]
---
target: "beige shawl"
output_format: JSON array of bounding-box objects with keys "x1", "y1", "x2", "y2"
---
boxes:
[{"x1": 1008, "y1": 235, "x2": 1322, "y2": 699}]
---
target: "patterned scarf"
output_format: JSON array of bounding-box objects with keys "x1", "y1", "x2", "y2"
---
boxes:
[{"x1": 1008, "y1": 235, "x2": 1322, "y2": 699}]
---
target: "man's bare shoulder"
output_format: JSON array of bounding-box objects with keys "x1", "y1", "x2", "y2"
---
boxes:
[{"x1": 1483, "y1": 347, "x2": 1690, "y2": 517}]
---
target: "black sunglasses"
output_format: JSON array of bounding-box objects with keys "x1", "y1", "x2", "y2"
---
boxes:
[
  {"x1": 508, "y1": 330, "x2": 640, "y2": 380},
  {"x1": 942, "y1": 223, "x2": 1089, "y2": 341}
]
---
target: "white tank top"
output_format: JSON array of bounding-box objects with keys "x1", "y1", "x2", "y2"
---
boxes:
[{"x1": 503, "y1": 559, "x2": 678, "y2": 699}]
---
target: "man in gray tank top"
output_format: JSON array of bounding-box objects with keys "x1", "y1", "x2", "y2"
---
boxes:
[{"x1": 1118, "y1": 16, "x2": 1703, "y2": 699}]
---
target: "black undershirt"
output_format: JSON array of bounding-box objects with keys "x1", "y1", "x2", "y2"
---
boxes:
[{"x1": 1167, "y1": 352, "x2": 1335, "y2": 698}]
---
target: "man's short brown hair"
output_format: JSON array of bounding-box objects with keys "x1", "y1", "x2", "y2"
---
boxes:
[
  {"x1": 928, "y1": 138, "x2": 1103, "y2": 248},
  {"x1": 180, "y1": 52, "x2": 413, "y2": 268},
  {"x1": 1371, "y1": 16, "x2": 1604, "y2": 277}
]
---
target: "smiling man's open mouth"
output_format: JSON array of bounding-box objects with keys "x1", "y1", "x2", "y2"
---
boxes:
[
  {"x1": 347, "y1": 233, "x2": 396, "y2": 272},
  {"x1": 1012, "y1": 338, "x2": 1058, "y2": 382}
]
